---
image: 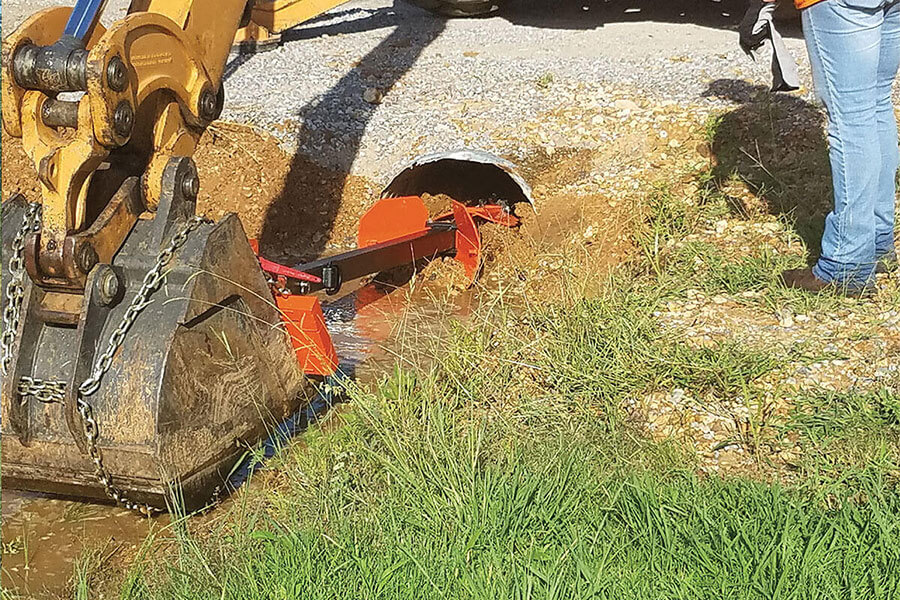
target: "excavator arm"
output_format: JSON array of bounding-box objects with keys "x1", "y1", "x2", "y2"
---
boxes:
[{"x1": 1, "y1": 0, "x2": 351, "y2": 290}]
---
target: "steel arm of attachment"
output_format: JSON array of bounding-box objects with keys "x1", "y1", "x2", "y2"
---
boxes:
[{"x1": 292, "y1": 225, "x2": 458, "y2": 295}]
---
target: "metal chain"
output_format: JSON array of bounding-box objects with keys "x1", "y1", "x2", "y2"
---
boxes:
[
  {"x1": 9, "y1": 214, "x2": 210, "y2": 516},
  {"x1": 74, "y1": 215, "x2": 210, "y2": 515},
  {"x1": 17, "y1": 376, "x2": 67, "y2": 405},
  {"x1": 2, "y1": 203, "x2": 42, "y2": 375},
  {"x1": 77, "y1": 216, "x2": 210, "y2": 398}
]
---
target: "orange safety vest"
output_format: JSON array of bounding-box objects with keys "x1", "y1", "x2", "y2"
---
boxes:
[{"x1": 795, "y1": 0, "x2": 826, "y2": 8}]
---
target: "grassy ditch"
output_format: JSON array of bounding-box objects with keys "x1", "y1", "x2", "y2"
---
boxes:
[
  {"x1": 85, "y1": 99, "x2": 900, "y2": 598},
  {"x1": 122, "y1": 377, "x2": 900, "y2": 599}
]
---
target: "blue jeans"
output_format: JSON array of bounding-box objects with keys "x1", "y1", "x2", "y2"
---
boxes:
[{"x1": 803, "y1": 0, "x2": 900, "y2": 288}]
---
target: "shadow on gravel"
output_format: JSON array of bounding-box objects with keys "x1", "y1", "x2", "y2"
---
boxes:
[
  {"x1": 257, "y1": 6, "x2": 447, "y2": 261},
  {"x1": 704, "y1": 79, "x2": 832, "y2": 259},
  {"x1": 499, "y1": 0, "x2": 801, "y2": 36},
  {"x1": 281, "y1": 5, "x2": 404, "y2": 42},
  {"x1": 251, "y1": 0, "x2": 804, "y2": 263}
]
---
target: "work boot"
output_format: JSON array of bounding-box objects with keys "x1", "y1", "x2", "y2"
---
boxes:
[{"x1": 779, "y1": 267, "x2": 876, "y2": 299}]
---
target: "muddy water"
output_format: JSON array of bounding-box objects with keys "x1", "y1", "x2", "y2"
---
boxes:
[
  {"x1": 0, "y1": 280, "x2": 461, "y2": 598},
  {"x1": 1, "y1": 492, "x2": 163, "y2": 598}
]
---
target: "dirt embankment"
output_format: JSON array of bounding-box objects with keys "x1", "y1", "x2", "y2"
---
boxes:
[{"x1": 2, "y1": 120, "x2": 637, "y2": 298}]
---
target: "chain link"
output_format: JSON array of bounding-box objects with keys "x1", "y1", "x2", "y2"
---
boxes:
[
  {"x1": 6, "y1": 213, "x2": 210, "y2": 516},
  {"x1": 17, "y1": 376, "x2": 67, "y2": 405},
  {"x1": 2, "y1": 203, "x2": 42, "y2": 375}
]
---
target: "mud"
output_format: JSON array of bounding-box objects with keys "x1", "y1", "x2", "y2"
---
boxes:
[{"x1": 1, "y1": 492, "x2": 165, "y2": 598}]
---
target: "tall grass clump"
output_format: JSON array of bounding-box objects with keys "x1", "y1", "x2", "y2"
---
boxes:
[{"x1": 782, "y1": 387, "x2": 900, "y2": 493}]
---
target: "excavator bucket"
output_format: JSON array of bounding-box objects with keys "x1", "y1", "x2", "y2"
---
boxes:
[
  {"x1": 0, "y1": 0, "x2": 535, "y2": 515},
  {"x1": 1, "y1": 178, "x2": 306, "y2": 512}
]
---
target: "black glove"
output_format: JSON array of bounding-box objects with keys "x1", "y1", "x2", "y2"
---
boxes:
[{"x1": 739, "y1": 0, "x2": 772, "y2": 56}]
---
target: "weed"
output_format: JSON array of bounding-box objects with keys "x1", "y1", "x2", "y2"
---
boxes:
[
  {"x1": 72, "y1": 542, "x2": 114, "y2": 600},
  {"x1": 536, "y1": 72, "x2": 555, "y2": 90}
]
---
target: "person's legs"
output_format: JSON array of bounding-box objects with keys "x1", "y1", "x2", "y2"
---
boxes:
[
  {"x1": 874, "y1": 1, "x2": 900, "y2": 265},
  {"x1": 802, "y1": 0, "x2": 885, "y2": 290}
]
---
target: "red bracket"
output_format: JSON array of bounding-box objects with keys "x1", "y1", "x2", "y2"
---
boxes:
[
  {"x1": 258, "y1": 256, "x2": 322, "y2": 284},
  {"x1": 248, "y1": 239, "x2": 322, "y2": 284}
]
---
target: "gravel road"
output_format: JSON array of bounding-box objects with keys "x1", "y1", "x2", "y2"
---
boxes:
[
  {"x1": 219, "y1": 0, "x2": 814, "y2": 177},
  {"x1": 3, "y1": 1, "x2": 898, "y2": 180}
]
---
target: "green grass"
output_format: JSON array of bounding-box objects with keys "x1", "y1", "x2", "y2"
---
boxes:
[
  {"x1": 703, "y1": 94, "x2": 831, "y2": 259},
  {"x1": 635, "y1": 172, "x2": 855, "y2": 317},
  {"x1": 782, "y1": 388, "x2": 900, "y2": 491},
  {"x1": 110, "y1": 100, "x2": 900, "y2": 598},
  {"x1": 530, "y1": 291, "x2": 780, "y2": 401},
  {"x1": 73, "y1": 543, "x2": 112, "y2": 600},
  {"x1": 124, "y1": 369, "x2": 900, "y2": 599},
  {"x1": 121, "y1": 283, "x2": 900, "y2": 599},
  {"x1": 536, "y1": 72, "x2": 555, "y2": 90}
]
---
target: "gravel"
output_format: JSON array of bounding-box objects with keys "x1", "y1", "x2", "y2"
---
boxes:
[
  {"x1": 3, "y1": 0, "x2": 899, "y2": 180},
  {"x1": 218, "y1": 0, "x2": 899, "y2": 179},
  {"x1": 220, "y1": 0, "x2": 781, "y2": 177}
]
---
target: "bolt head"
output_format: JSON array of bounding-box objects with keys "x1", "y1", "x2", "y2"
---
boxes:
[
  {"x1": 77, "y1": 244, "x2": 99, "y2": 273},
  {"x1": 106, "y1": 56, "x2": 127, "y2": 92},
  {"x1": 181, "y1": 172, "x2": 200, "y2": 200},
  {"x1": 96, "y1": 267, "x2": 121, "y2": 306},
  {"x1": 199, "y1": 89, "x2": 220, "y2": 121},
  {"x1": 113, "y1": 101, "x2": 134, "y2": 138},
  {"x1": 101, "y1": 270, "x2": 119, "y2": 297}
]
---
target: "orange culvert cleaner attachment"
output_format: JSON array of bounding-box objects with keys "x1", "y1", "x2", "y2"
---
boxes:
[{"x1": 251, "y1": 195, "x2": 520, "y2": 376}]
